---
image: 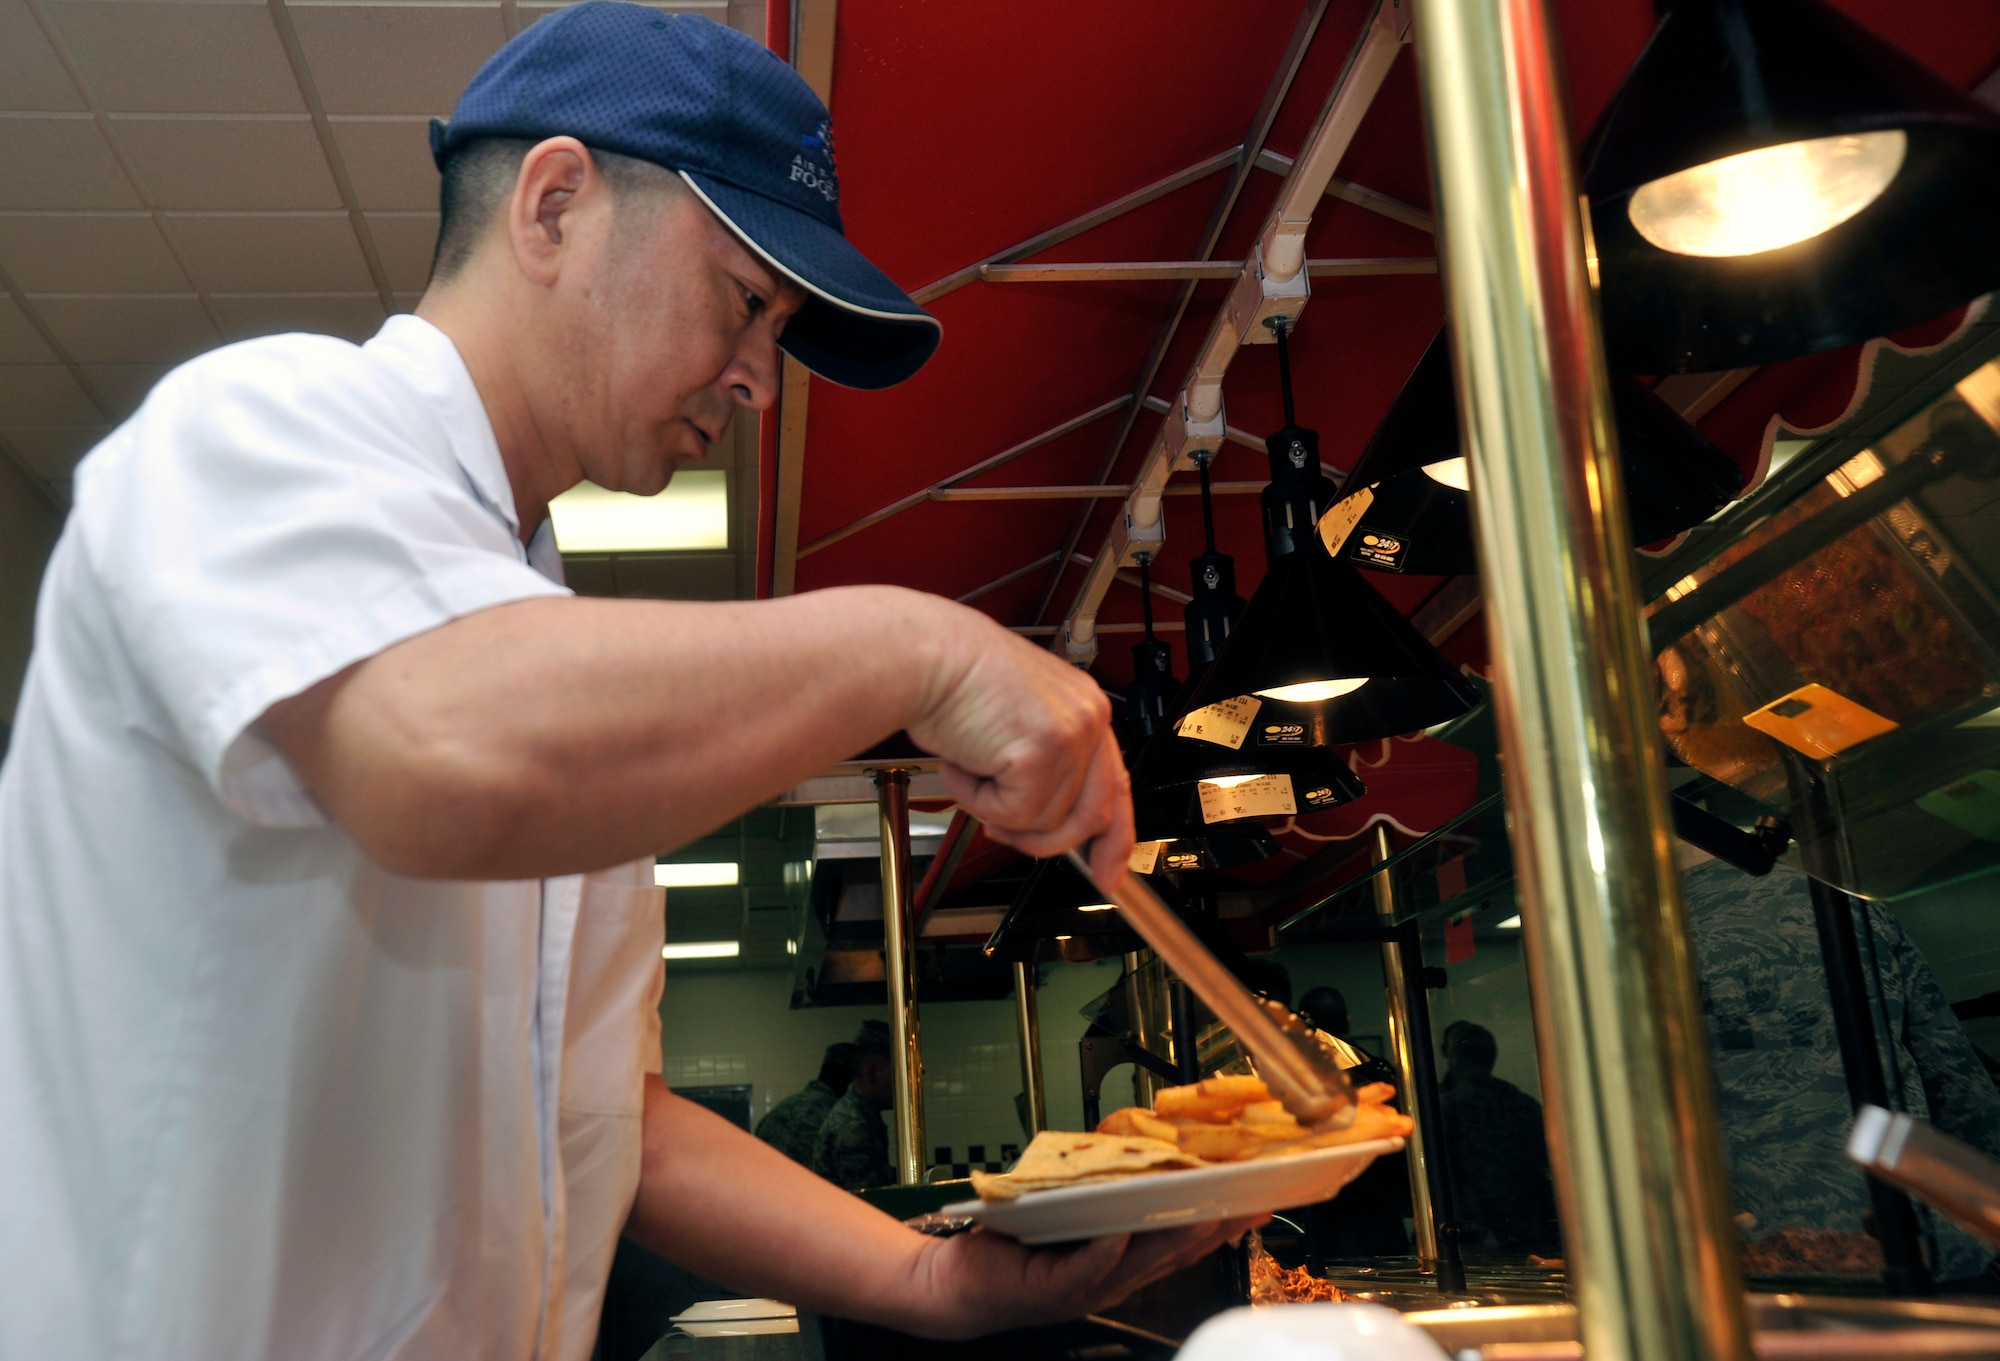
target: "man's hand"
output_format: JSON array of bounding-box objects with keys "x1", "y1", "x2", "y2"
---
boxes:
[
  {"x1": 902, "y1": 1216, "x2": 1269, "y2": 1340},
  {"x1": 626, "y1": 1082, "x2": 1260, "y2": 1341},
  {"x1": 909, "y1": 608, "x2": 1133, "y2": 890}
]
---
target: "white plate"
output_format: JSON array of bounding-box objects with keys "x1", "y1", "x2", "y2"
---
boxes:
[
  {"x1": 668, "y1": 1299, "x2": 798, "y2": 1336},
  {"x1": 941, "y1": 1136, "x2": 1402, "y2": 1245}
]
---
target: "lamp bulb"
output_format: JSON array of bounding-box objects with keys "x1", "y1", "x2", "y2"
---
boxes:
[
  {"x1": 1628, "y1": 130, "x2": 1905, "y2": 259},
  {"x1": 1421, "y1": 457, "x2": 1471, "y2": 491},
  {"x1": 1255, "y1": 679, "x2": 1368, "y2": 703}
]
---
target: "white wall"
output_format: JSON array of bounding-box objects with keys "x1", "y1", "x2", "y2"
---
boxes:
[{"x1": 0, "y1": 458, "x2": 63, "y2": 726}]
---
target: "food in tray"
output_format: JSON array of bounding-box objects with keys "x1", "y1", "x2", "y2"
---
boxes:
[
  {"x1": 1247, "y1": 1232, "x2": 1352, "y2": 1305},
  {"x1": 969, "y1": 1074, "x2": 1413, "y2": 1201}
]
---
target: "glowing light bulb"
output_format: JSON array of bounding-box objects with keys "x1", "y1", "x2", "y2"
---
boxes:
[
  {"x1": 1254, "y1": 679, "x2": 1368, "y2": 703},
  {"x1": 1422, "y1": 457, "x2": 1470, "y2": 491},
  {"x1": 1078, "y1": 902, "x2": 1117, "y2": 913},
  {"x1": 1628, "y1": 130, "x2": 1905, "y2": 258}
]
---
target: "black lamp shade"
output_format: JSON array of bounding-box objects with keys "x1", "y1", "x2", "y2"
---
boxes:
[
  {"x1": 1331, "y1": 330, "x2": 1746, "y2": 575},
  {"x1": 1131, "y1": 729, "x2": 1368, "y2": 841},
  {"x1": 1584, "y1": 0, "x2": 2000, "y2": 373},
  {"x1": 1170, "y1": 535, "x2": 1480, "y2": 743},
  {"x1": 982, "y1": 857, "x2": 1149, "y2": 963}
]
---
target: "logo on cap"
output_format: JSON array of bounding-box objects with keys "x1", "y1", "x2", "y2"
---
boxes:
[{"x1": 791, "y1": 118, "x2": 839, "y2": 205}]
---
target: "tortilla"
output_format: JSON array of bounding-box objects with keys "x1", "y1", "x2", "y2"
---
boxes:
[{"x1": 969, "y1": 1130, "x2": 1204, "y2": 1201}]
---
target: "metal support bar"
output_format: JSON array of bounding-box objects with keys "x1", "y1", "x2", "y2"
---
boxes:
[
  {"x1": 931, "y1": 481, "x2": 1265, "y2": 502},
  {"x1": 1395, "y1": 919, "x2": 1465, "y2": 1293},
  {"x1": 1010, "y1": 621, "x2": 1184, "y2": 637},
  {"x1": 1805, "y1": 867, "x2": 1933, "y2": 1293},
  {"x1": 1412, "y1": 0, "x2": 1751, "y2": 1354},
  {"x1": 873, "y1": 768, "x2": 925, "y2": 1186},
  {"x1": 1013, "y1": 962, "x2": 1048, "y2": 1138},
  {"x1": 798, "y1": 397, "x2": 1129, "y2": 560},
  {"x1": 912, "y1": 146, "x2": 1243, "y2": 306},
  {"x1": 1069, "y1": 551, "x2": 1193, "y2": 605},
  {"x1": 1254, "y1": 148, "x2": 1436, "y2": 234},
  {"x1": 979, "y1": 257, "x2": 1434, "y2": 283},
  {"x1": 1372, "y1": 827, "x2": 1441, "y2": 1269},
  {"x1": 1168, "y1": 977, "x2": 1201, "y2": 1084}
]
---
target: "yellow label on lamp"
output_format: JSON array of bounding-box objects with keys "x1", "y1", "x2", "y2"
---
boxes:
[
  {"x1": 1128, "y1": 840, "x2": 1167, "y2": 874},
  {"x1": 1198, "y1": 773, "x2": 1297, "y2": 824},
  {"x1": 1175, "y1": 695, "x2": 1261, "y2": 749},
  {"x1": 1318, "y1": 485, "x2": 1375, "y2": 557},
  {"x1": 1741, "y1": 682, "x2": 1898, "y2": 759}
]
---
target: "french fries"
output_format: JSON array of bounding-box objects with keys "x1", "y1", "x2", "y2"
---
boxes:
[{"x1": 1095, "y1": 1074, "x2": 1414, "y2": 1163}]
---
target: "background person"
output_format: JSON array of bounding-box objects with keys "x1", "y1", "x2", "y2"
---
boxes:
[
  {"x1": 815, "y1": 1021, "x2": 897, "y2": 1191},
  {"x1": 756, "y1": 1041, "x2": 859, "y2": 1168},
  {"x1": 1438, "y1": 1023, "x2": 1560, "y2": 1255}
]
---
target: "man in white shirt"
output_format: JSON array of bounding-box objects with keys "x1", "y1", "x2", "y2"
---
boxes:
[{"x1": 0, "y1": 8, "x2": 1256, "y2": 1358}]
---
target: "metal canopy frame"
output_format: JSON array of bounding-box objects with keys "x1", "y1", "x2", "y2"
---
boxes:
[{"x1": 1049, "y1": 0, "x2": 1414, "y2": 663}]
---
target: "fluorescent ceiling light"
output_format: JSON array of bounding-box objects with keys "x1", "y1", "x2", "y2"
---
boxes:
[
  {"x1": 655, "y1": 862, "x2": 739, "y2": 888},
  {"x1": 1079, "y1": 902, "x2": 1117, "y2": 913},
  {"x1": 1497, "y1": 914, "x2": 1522, "y2": 929},
  {"x1": 662, "y1": 941, "x2": 740, "y2": 960},
  {"x1": 550, "y1": 470, "x2": 728, "y2": 553}
]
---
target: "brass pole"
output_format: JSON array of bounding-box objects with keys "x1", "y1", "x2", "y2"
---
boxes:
[
  {"x1": 1122, "y1": 949, "x2": 1161, "y2": 1107},
  {"x1": 873, "y1": 769, "x2": 925, "y2": 1186},
  {"x1": 1371, "y1": 825, "x2": 1438, "y2": 1267},
  {"x1": 1410, "y1": 1, "x2": 1751, "y2": 1358},
  {"x1": 1012, "y1": 962, "x2": 1047, "y2": 1137}
]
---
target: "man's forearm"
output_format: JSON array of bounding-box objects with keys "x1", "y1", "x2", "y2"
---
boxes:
[
  {"x1": 262, "y1": 586, "x2": 954, "y2": 878},
  {"x1": 624, "y1": 1078, "x2": 946, "y2": 1332}
]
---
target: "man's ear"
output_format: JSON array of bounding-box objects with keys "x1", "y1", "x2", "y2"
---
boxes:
[{"x1": 508, "y1": 136, "x2": 597, "y2": 288}]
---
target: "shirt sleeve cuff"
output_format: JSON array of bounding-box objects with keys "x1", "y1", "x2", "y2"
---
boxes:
[{"x1": 204, "y1": 561, "x2": 570, "y2": 826}]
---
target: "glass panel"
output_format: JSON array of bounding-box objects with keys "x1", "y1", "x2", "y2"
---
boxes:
[{"x1": 1648, "y1": 360, "x2": 2000, "y2": 902}]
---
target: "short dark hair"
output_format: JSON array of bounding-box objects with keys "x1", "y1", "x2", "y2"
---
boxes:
[{"x1": 428, "y1": 135, "x2": 683, "y2": 284}]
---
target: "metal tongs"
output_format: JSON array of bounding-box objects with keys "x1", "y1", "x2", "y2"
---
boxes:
[
  {"x1": 1848, "y1": 1103, "x2": 2000, "y2": 1250},
  {"x1": 1066, "y1": 850, "x2": 1358, "y2": 1131}
]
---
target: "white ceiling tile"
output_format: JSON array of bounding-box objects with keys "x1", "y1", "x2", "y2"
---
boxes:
[
  {"x1": 210, "y1": 293, "x2": 386, "y2": 345},
  {"x1": 364, "y1": 213, "x2": 436, "y2": 293},
  {"x1": 0, "y1": 116, "x2": 142, "y2": 210},
  {"x1": 49, "y1": 2, "x2": 304, "y2": 114},
  {"x1": 0, "y1": 214, "x2": 190, "y2": 292},
  {"x1": 170, "y1": 214, "x2": 373, "y2": 292},
  {"x1": 330, "y1": 118, "x2": 437, "y2": 211},
  {"x1": 0, "y1": 0, "x2": 86, "y2": 112},
  {"x1": 2, "y1": 424, "x2": 109, "y2": 483},
  {"x1": 32, "y1": 294, "x2": 221, "y2": 364},
  {"x1": 290, "y1": 5, "x2": 507, "y2": 116},
  {"x1": 78, "y1": 362, "x2": 170, "y2": 421},
  {"x1": 110, "y1": 117, "x2": 342, "y2": 210},
  {"x1": 0, "y1": 298, "x2": 56, "y2": 363},
  {"x1": 0, "y1": 365, "x2": 102, "y2": 425}
]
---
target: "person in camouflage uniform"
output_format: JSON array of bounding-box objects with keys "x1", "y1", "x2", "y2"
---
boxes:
[
  {"x1": 755, "y1": 1042, "x2": 857, "y2": 1167},
  {"x1": 1684, "y1": 855, "x2": 2000, "y2": 1281},
  {"x1": 813, "y1": 1020, "x2": 895, "y2": 1192}
]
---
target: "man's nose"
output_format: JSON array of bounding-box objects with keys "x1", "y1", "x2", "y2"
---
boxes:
[{"x1": 725, "y1": 334, "x2": 783, "y2": 411}]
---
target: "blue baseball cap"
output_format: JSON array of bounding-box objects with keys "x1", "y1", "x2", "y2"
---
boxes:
[{"x1": 431, "y1": 3, "x2": 940, "y2": 390}]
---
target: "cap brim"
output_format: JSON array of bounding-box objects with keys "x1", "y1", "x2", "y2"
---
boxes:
[{"x1": 681, "y1": 171, "x2": 941, "y2": 391}]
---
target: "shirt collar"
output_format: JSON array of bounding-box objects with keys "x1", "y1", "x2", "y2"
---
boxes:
[{"x1": 364, "y1": 314, "x2": 532, "y2": 546}]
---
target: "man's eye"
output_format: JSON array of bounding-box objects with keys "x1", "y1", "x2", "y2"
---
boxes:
[{"x1": 740, "y1": 286, "x2": 767, "y2": 316}]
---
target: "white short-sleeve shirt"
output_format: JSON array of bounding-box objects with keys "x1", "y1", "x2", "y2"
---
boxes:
[{"x1": 0, "y1": 316, "x2": 666, "y2": 1361}]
